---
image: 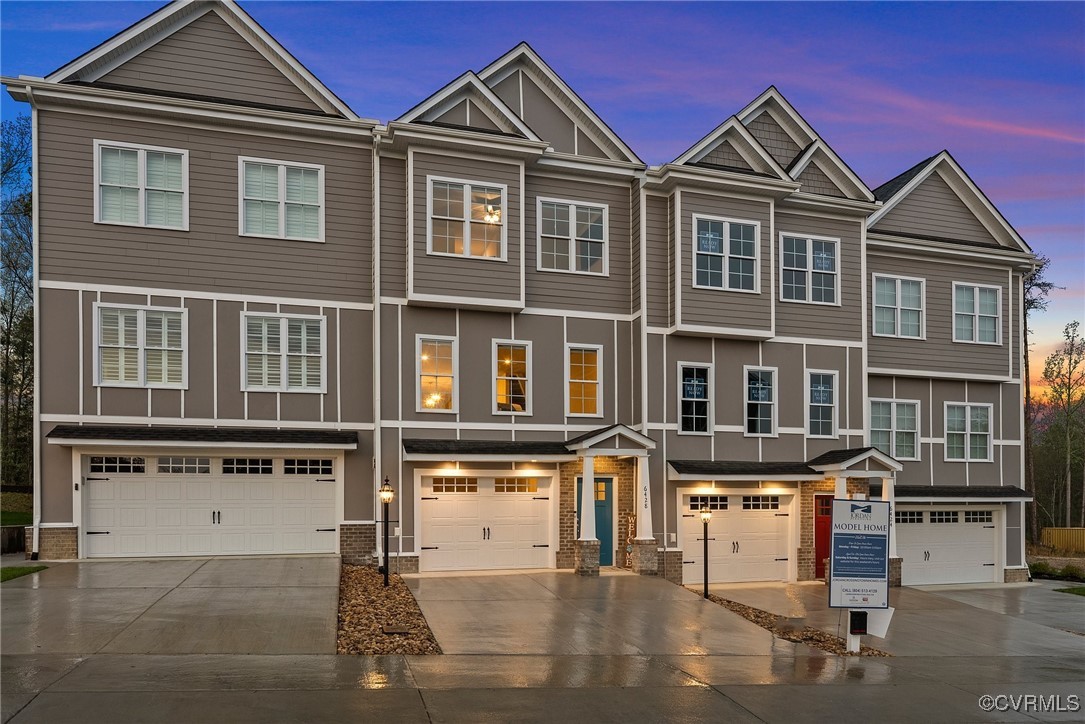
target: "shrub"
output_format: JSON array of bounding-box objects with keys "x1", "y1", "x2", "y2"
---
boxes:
[
  {"x1": 1060, "y1": 564, "x2": 1085, "y2": 582},
  {"x1": 1029, "y1": 561, "x2": 1053, "y2": 577}
]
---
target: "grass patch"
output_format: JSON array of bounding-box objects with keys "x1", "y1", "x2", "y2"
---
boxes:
[
  {"x1": 1054, "y1": 586, "x2": 1085, "y2": 597},
  {"x1": 1, "y1": 565, "x2": 46, "y2": 583},
  {"x1": 0, "y1": 492, "x2": 33, "y2": 514},
  {"x1": 1, "y1": 511, "x2": 31, "y2": 526}
]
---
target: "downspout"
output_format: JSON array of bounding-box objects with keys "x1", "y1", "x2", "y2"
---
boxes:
[
  {"x1": 371, "y1": 126, "x2": 383, "y2": 543},
  {"x1": 28, "y1": 86, "x2": 41, "y2": 559}
]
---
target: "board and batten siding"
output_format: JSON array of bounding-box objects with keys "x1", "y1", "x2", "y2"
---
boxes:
[
  {"x1": 410, "y1": 152, "x2": 522, "y2": 305},
  {"x1": 98, "y1": 10, "x2": 324, "y2": 113},
  {"x1": 37, "y1": 110, "x2": 372, "y2": 303},
  {"x1": 773, "y1": 211, "x2": 863, "y2": 342},
  {"x1": 679, "y1": 191, "x2": 772, "y2": 332},
  {"x1": 524, "y1": 174, "x2": 632, "y2": 314},
  {"x1": 380, "y1": 156, "x2": 408, "y2": 298},
  {"x1": 872, "y1": 171, "x2": 998, "y2": 246},
  {"x1": 867, "y1": 251, "x2": 1012, "y2": 377}
]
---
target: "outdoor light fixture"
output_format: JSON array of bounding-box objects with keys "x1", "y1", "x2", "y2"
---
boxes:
[
  {"x1": 700, "y1": 504, "x2": 712, "y2": 599},
  {"x1": 379, "y1": 478, "x2": 394, "y2": 587}
]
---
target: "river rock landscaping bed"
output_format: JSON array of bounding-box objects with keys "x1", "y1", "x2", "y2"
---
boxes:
[{"x1": 337, "y1": 564, "x2": 442, "y2": 655}]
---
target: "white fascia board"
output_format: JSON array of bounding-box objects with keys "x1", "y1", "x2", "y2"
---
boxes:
[
  {"x1": 735, "y1": 87, "x2": 817, "y2": 148},
  {"x1": 387, "y1": 122, "x2": 548, "y2": 158},
  {"x1": 402, "y1": 453, "x2": 578, "y2": 462},
  {"x1": 654, "y1": 164, "x2": 799, "y2": 197},
  {"x1": 866, "y1": 236, "x2": 1034, "y2": 269},
  {"x1": 567, "y1": 424, "x2": 656, "y2": 451},
  {"x1": 672, "y1": 118, "x2": 790, "y2": 181},
  {"x1": 49, "y1": 439, "x2": 358, "y2": 450},
  {"x1": 933, "y1": 154, "x2": 1032, "y2": 253},
  {"x1": 810, "y1": 450, "x2": 903, "y2": 474},
  {"x1": 887, "y1": 496, "x2": 1031, "y2": 503},
  {"x1": 666, "y1": 470, "x2": 825, "y2": 482}
]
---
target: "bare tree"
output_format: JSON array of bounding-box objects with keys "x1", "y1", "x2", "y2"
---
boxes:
[
  {"x1": 1022, "y1": 256, "x2": 1055, "y2": 541},
  {"x1": 1042, "y1": 321, "x2": 1085, "y2": 527}
]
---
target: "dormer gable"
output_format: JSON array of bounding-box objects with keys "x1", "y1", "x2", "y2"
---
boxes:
[
  {"x1": 673, "y1": 117, "x2": 790, "y2": 180},
  {"x1": 46, "y1": 0, "x2": 357, "y2": 118},
  {"x1": 870, "y1": 151, "x2": 1031, "y2": 252},
  {"x1": 478, "y1": 42, "x2": 641, "y2": 164},
  {"x1": 396, "y1": 71, "x2": 541, "y2": 140},
  {"x1": 788, "y1": 141, "x2": 874, "y2": 202}
]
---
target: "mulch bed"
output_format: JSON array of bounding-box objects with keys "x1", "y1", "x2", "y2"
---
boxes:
[
  {"x1": 337, "y1": 564, "x2": 442, "y2": 655},
  {"x1": 695, "y1": 589, "x2": 891, "y2": 657}
]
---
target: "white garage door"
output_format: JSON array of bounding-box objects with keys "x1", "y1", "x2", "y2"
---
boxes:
[
  {"x1": 896, "y1": 507, "x2": 999, "y2": 584},
  {"x1": 680, "y1": 493, "x2": 791, "y2": 584},
  {"x1": 419, "y1": 475, "x2": 551, "y2": 572},
  {"x1": 83, "y1": 455, "x2": 337, "y2": 557}
]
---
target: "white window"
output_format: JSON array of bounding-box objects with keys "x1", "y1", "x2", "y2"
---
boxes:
[
  {"x1": 429, "y1": 177, "x2": 506, "y2": 259},
  {"x1": 538, "y1": 199, "x2": 607, "y2": 275},
  {"x1": 873, "y1": 275, "x2": 924, "y2": 338},
  {"x1": 953, "y1": 283, "x2": 1000, "y2": 344},
  {"x1": 567, "y1": 345, "x2": 602, "y2": 417},
  {"x1": 95, "y1": 304, "x2": 187, "y2": 388},
  {"x1": 693, "y1": 215, "x2": 759, "y2": 292},
  {"x1": 781, "y1": 235, "x2": 838, "y2": 304},
  {"x1": 95, "y1": 140, "x2": 187, "y2": 229},
  {"x1": 493, "y1": 340, "x2": 530, "y2": 414},
  {"x1": 807, "y1": 371, "x2": 837, "y2": 438},
  {"x1": 870, "y1": 400, "x2": 919, "y2": 460},
  {"x1": 239, "y1": 157, "x2": 324, "y2": 241},
  {"x1": 745, "y1": 366, "x2": 776, "y2": 436},
  {"x1": 417, "y1": 336, "x2": 457, "y2": 413},
  {"x1": 679, "y1": 364, "x2": 712, "y2": 434},
  {"x1": 242, "y1": 314, "x2": 325, "y2": 393},
  {"x1": 945, "y1": 403, "x2": 992, "y2": 461}
]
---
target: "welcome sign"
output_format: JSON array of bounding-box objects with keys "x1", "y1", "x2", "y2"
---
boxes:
[{"x1": 828, "y1": 499, "x2": 890, "y2": 609}]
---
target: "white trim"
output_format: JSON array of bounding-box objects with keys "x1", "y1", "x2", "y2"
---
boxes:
[
  {"x1": 92, "y1": 302, "x2": 189, "y2": 390},
  {"x1": 564, "y1": 343, "x2": 604, "y2": 418},
  {"x1": 405, "y1": 453, "x2": 575, "y2": 462},
  {"x1": 770, "y1": 336, "x2": 862, "y2": 348},
  {"x1": 426, "y1": 175, "x2": 509, "y2": 262},
  {"x1": 535, "y1": 196, "x2": 610, "y2": 276},
  {"x1": 943, "y1": 401, "x2": 994, "y2": 463},
  {"x1": 237, "y1": 156, "x2": 325, "y2": 243},
  {"x1": 952, "y1": 282, "x2": 1002, "y2": 346},
  {"x1": 239, "y1": 312, "x2": 328, "y2": 394},
  {"x1": 406, "y1": 292, "x2": 525, "y2": 311},
  {"x1": 743, "y1": 365, "x2": 778, "y2": 438},
  {"x1": 690, "y1": 213, "x2": 762, "y2": 294},
  {"x1": 869, "y1": 367, "x2": 1018, "y2": 383},
  {"x1": 868, "y1": 398, "x2": 922, "y2": 462},
  {"x1": 805, "y1": 369, "x2": 839, "y2": 439},
  {"x1": 871, "y1": 273, "x2": 926, "y2": 340},
  {"x1": 778, "y1": 232, "x2": 841, "y2": 306},
  {"x1": 415, "y1": 334, "x2": 459, "y2": 414},
  {"x1": 93, "y1": 139, "x2": 189, "y2": 231},
  {"x1": 491, "y1": 338, "x2": 533, "y2": 416},
  {"x1": 40, "y1": 280, "x2": 374, "y2": 311},
  {"x1": 671, "y1": 116, "x2": 789, "y2": 179},
  {"x1": 53, "y1": 439, "x2": 356, "y2": 450},
  {"x1": 786, "y1": 140, "x2": 876, "y2": 203},
  {"x1": 396, "y1": 71, "x2": 540, "y2": 140}
]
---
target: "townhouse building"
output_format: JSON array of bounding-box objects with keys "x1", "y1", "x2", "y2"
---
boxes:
[{"x1": 6, "y1": 0, "x2": 1035, "y2": 587}]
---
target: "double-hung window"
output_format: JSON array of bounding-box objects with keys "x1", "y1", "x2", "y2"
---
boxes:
[
  {"x1": 745, "y1": 367, "x2": 776, "y2": 436},
  {"x1": 239, "y1": 158, "x2": 323, "y2": 241},
  {"x1": 807, "y1": 371, "x2": 837, "y2": 438},
  {"x1": 538, "y1": 199, "x2": 607, "y2": 274},
  {"x1": 494, "y1": 341, "x2": 530, "y2": 414},
  {"x1": 953, "y1": 283, "x2": 1000, "y2": 344},
  {"x1": 567, "y1": 345, "x2": 602, "y2": 416},
  {"x1": 874, "y1": 275, "x2": 924, "y2": 338},
  {"x1": 694, "y1": 216, "x2": 758, "y2": 291},
  {"x1": 945, "y1": 403, "x2": 992, "y2": 461},
  {"x1": 96, "y1": 304, "x2": 187, "y2": 387},
  {"x1": 781, "y1": 235, "x2": 838, "y2": 303},
  {"x1": 95, "y1": 141, "x2": 187, "y2": 229},
  {"x1": 430, "y1": 178, "x2": 505, "y2": 259},
  {"x1": 679, "y1": 364, "x2": 711, "y2": 434},
  {"x1": 870, "y1": 400, "x2": 919, "y2": 460},
  {"x1": 417, "y1": 336, "x2": 457, "y2": 412},
  {"x1": 243, "y1": 314, "x2": 325, "y2": 392}
]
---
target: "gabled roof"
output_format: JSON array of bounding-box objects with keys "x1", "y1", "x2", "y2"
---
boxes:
[
  {"x1": 787, "y1": 140, "x2": 875, "y2": 202},
  {"x1": 396, "y1": 70, "x2": 541, "y2": 140},
  {"x1": 891, "y1": 485, "x2": 1030, "y2": 500},
  {"x1": 668, "y1": 447, "x2": 902, "y2": 479},
  {"x1": 565, "y1": 424, "x2": 656, "y2": 451},
  {"x1": 477, "y1": 42, "x2": 641, "y2": 164},
  {"x1": 45, "y1": 0, "x2": 359, "y2": 119},
  {"x1": 807, "y1": 447, "x2": 901, "y2": 472},
  {"x1": 869, "y1": 150, "x2": 1032, "y2": 253},
  {"x1": 402, "y1": 425, "x2": 655, "y2": 460},
  {"x1": 671, "y1": 116, "x2": 791, "y2": 180}
]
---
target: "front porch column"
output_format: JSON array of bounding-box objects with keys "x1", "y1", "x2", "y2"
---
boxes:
[
  {"x1": 833, "y1": 475, "x2": 847, "y2": 498},
  {"x1": 575, "y1": 455, "x2": 600, "y2": 576},
  {"x1": 881, "y1": 475, "x2": 902, "y2": 587},
  {"x1": 631, "y1": 454, "x2": 658, "y2": 575}
]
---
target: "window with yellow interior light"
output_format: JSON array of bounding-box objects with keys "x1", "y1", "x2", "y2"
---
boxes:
[
  {"x1": 494, "y1": 340, "x2": 530, "y2": 414},
  {"x1": 417, "y1": 336, "x2": 456, "y2": 412},
  {"x1": 567, "y1": 345, "x2": 601, "y2": 417},
  {"x1": 428, "y1": 177, "x2": 505, "y2": 259}
]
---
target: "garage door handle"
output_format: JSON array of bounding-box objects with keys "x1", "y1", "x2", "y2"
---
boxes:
[
  {"x1": 421, "y1": 496, "x2": 439, "y2": 501},
  {"x1": 85, "y1": 477, "x2": 110, "y2": 481},
  {"x1": 682, "y1": 560, "x2": 695, "y2": 564},
  {"x1": 421, "y1": 546, "x2": 439, "y2": 550},
  {"x1": 775, "y1": 557, "x2": 788, "y2": 561},
  {"x1": 86, "y1": 531, "x2": 110, "y2": 535},
  {"x1": 533, "y1": 544, "x2": 549, "y2": 548},
  {"x1": 532, "y1": 496, "x2": 549, "y2": 500},
  {"x1": 983, "y1": 563, "x2": 995, "y2": 566},
  {"x1": 315, "y1": 528, "x2": 335, "y2": 532},
  {"x1": 983, "y1": 525, "x2": 995, "y2": 529}
]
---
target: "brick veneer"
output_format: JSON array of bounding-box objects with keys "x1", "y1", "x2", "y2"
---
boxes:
[
  {"x1": 390, "y1": 555, "x2": 419, "y2": 574},
  {"x1": 796, "y1": 477, "x2": 870, "y2": 581},
  {"x1": 631, "y1": 539, "x2": 658, "y2": 575},
  {"x1": 24, "y1": 527, "x2": 77, "y2": 560},
  {"x1": 1004, "y1": 567, "x2": 1029, "y2": 583},
  {"x1": 340, "y1": 523, "x2": 377, "y2": 565},
  {"x1": 658, "y1": 549, "x2": 684, "y2": 585},
  {"x1": 889, "y1": 556, "x2": 902, "y2": 587},
  {"x1": 555, "y1": 456, "x2": 636, "y2": 568},
  {"x1": 574, "y1": 539, "x2": 600, "y2": 576}
]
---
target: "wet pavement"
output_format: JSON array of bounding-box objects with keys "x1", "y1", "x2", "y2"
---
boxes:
[{"x1": 2, "y1": 561, "x2": 1083, "y2": 722}]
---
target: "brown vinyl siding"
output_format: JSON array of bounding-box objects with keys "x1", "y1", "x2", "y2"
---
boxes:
[
  {"x1": 519, "y1": 313, "x2": 570, "y2": 425},
  {"x1": 701, "y1": 141, "x2": 752, "y2": 170},
  {"x1": 868, "y1": 251, "x2": 1011, "y2": 377},
  {"x1": 715, "y1": 339, "x2": 760, "y2": 428},
  {"x1": 457, "y1": 310, "x2": 512, "y2": 424},
  {"x1": 396, "y1": 305, "x2": 458, "y2": 423},
  {"x1": 380, "y1": 156, "x2": 407, "y2": 298},
  {"x1": 873, "y1": 172, "x2": 998, "y2": 245},
  {"x1": 410, "y1": 152, "x2": 522, "y2": 305},
  {"x1": 97, "y1": 10, "x2": 323, "y2": 113},
  {"x1": 524, "y1": 174, "x2": 631, "y2": 314},
  {"x1": 679, "y1": 191, "x2": 772, "y2": 332},
  {"x1": 745, "y1": 113, "x2": 802, "y2": 167},
  {"x1": 37, "y1": 110, "x2": 372, "y2": 303},
  {"x1": 796, "y1": 162, "x2": 845, "y2": 198},
  {"x1": 1011, "y1": 274, "x2": 1022, "y2": 378},
  {"x1": 762, "y1": 342, "x2": 804, "y2": 430},
  {"x1": 40, "y1": 288, "x2": 79, "y2": 415},
  {"x1": 434, "y1": 99, "x2": 468, "y2": 125},
  {"x1": 490, "y1": 70, "x2": 521, "y2": 115},
  {"x1": 774, "y1": 211, "x2": 862, "y2": 341},
  {"x1": 41, "y1": 424, "x2": 73, "y2": 522},
  {"x1": 184, "y1": 298, "x2": 214, "y2": 419},
  {"x1": 521, "y1": 73, "x2": 575, "y2": 153},
  {"x1": 379, "y1": 305, "x2": 401, "y2": 420},
  {"x1": 575, "y1": 128, "x2": 607, "y2": 159}
]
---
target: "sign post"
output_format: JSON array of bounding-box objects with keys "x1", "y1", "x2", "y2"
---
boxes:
[{"x1": 828, "y1": 499, "x2": 890, "y2": 652}]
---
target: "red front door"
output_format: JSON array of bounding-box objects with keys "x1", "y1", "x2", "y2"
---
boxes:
[{"x1": 814, "y1": 495, "x2": 833, "y2": 578}]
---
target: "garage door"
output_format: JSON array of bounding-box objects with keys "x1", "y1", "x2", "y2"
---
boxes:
[
  {"x1": 83, "y1": 455, "x2": 337, "y2": 557},
  {"x1": 680, "y1": 493, "x2": 791, "y2": 584},
  {"x1": 419, "y1": 475, "x2": 551, "y2": 572},
  {"x1": 896, "y1": 507, "x2": 999, "y2": 584}
]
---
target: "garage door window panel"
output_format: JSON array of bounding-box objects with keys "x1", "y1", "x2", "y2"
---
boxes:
[
  {"x1": 689, "y1": 495, "x2": 727, "y2": 511},
  {"x1": 495, "y1": 477, "x2": 538, "y2": 493},
  {"x1": 90, "y1": 456, "x2": 146, "y2": 474},
  {"x1": 157, "y1": 457, "x2": 210, "y2": 474},
  {"x1": 284, "y1": 459, "x2": 333, "y2": 475},
  {"x1": 223, "y1": 458, "x2": 273, "y2": 475},
  {"x1": 432, "y1": 477, "x2": 478, "y2": 493}
]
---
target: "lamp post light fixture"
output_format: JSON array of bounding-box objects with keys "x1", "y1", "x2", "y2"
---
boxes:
[
  {"x1": 700, "y1": 504, "x2": 712, "y2": 599},
  {"x1": 379, "y1": 477, "x2": 395, "y2": 587}
]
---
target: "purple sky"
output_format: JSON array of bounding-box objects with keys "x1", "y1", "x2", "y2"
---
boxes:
[{"x1": 2, "y1": 1, "x2": 1082, "y2": 378}]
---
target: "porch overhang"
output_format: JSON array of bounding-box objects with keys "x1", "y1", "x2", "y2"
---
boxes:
[
  {"x1": 668, "y1": 447, "x2": 902, "y2": 482},
  {"x1": 45, "y1": 425, "x2": 358, "y2": 449},
  {"x1": 882, "y1": 485, "x2": 1031, "y2": 503},
  {"x1": 402, "y1": 424, "x2": 654, "y2": 462}
]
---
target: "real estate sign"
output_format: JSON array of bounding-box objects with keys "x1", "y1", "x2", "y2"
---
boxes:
[{"x1": 828, "y1": 499, "x2": 890, "y2": 609}]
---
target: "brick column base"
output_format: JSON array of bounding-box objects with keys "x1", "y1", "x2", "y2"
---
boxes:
[
  {"x1": 658, "y1": 549, "x2": 684, "y2": 585},
  {"x1": 339, "y1": 523, "x2": 376, "y2": 565},
  {"x1": 24, "y1": 527, "x2": 78, "y2": 560},
  {"x1": 631, "y1": 539, "x2": 658, "y2": 575},
  {"x1": 889, "y1": 557, "x2": 903, "y2": 587},
  {"x1": 1004, "y1": 567, "x2": 1029, "y2": 583},
  {"x1": 575, "y1": 539, "x2": 600, "y2": 576},
  {"x1": 390, "y1": 555, "x2": 419, "y2": 574}
]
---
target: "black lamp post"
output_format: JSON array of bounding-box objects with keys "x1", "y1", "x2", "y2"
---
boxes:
[
  {"x1": 700, "y1": 503, "x2": 712, "y2": 599},
  {"x1": 379, "y1": 477, "x2": 394, "y2": 587}
]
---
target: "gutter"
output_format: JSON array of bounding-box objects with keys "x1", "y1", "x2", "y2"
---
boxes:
[
  {"x1": 371, "y1": 126, "x2": 384, "y2": 541},
  {"x1": 28, "y1": 85, "x2": 40, "y2": 559}
]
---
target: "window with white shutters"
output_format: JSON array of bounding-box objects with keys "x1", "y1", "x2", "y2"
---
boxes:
[
  {"x1": 96, "y1": 305, "x2": 186, "y2": 387},
  {"x1": 243, "y1": 314, "x2": 325, "y2": 392},
  {"x1": 95, "y1": 141, "x2": 187, "y2": 229},
  {"x1": 240, "y1": 158, "x2": 323, "y2": 241}
]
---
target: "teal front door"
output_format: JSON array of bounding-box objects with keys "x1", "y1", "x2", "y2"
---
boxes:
[{"x1": 576, "y1": 477, "x2": 613, "y2": 565}]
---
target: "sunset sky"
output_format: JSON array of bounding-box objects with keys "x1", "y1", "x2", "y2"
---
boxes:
[{"x1": 2, "y1": 1, "x2": 1082, "y2": 391}]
